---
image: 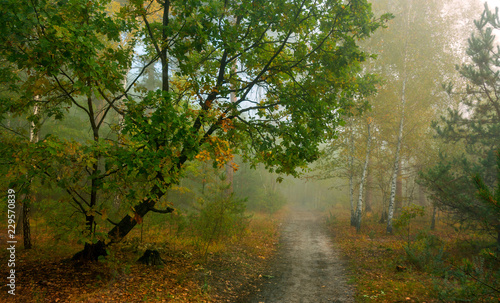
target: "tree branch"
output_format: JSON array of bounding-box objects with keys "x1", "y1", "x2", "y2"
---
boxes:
[{"x1": 149, "y1": 206, "x2": 175, "y2": 214}]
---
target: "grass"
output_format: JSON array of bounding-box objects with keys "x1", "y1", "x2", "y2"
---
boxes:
[
  {"x1": 0, "y1": 208, "x2": 287, "y2": 302},
  {"x1": 329, "y1": 209, "x2": 500, "y2": 303}
]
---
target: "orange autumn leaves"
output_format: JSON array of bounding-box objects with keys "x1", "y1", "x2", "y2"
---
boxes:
[{"x1": 196, "y1": 135, "x2": 238, "y2": 171}]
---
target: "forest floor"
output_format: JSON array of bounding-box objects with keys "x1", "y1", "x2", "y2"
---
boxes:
[
  {"x1": 2, "y1": 207, "x2": 498, "y2": 302},
  {"x1": 0, "y1": 210, "x2": 286, "y2": 303},
  {"x1": 329, "y1": 210, "x2": 500, "y2": 303},
  {"x1": 241, "y1": 208, "x2": 354, "y2": 303}
]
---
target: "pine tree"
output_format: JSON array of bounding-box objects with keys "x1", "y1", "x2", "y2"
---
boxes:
[{"x1": 420, "y1": 3, "x2": 500, "y2": 248}]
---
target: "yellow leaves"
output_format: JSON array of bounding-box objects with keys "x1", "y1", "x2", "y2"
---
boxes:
[
  {"x1": 196, "y1": 136, "x2": 235, "y2": 168},
  {"x1": 195, "y1": 149, "x2": 211, "y2": 161},
  {"x1": 230, "y1": 161, "x2": 239, "y2": 172},
  {"x1": 220, "y1": 116, "x2": 234, "y2": 132},
  {"x1": 107, "y1": 1, "x2": 121, "y2": 15}
]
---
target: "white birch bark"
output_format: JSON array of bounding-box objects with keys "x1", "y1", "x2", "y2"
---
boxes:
[
  {"x1": 117, "y1": 71, "x2": 128, "y2": 138},
  {"x1": 30, "y1": 104, "x2": 39, "y2": 142},
  {"x1": 225, "y1": 66, "x2": 238, "y2": 197},
  {"x1": 387, "y1": 70, "x2": 408, "y2": 234},
  {"x1": 348, "y1": 119, "x2": 355, "y2": 226},
  {"x1": 114, "y1": 72, "x2": 128, "y2": 209},
  {"x1": 22, "y1": 101, "x2": 39, "y2": 248},
  {"x1": 355, "y1": 120, "x2": 371, "y2": 232},
  {"x1": 386, "y1": 0, "x2": 411, "y2": 234}
]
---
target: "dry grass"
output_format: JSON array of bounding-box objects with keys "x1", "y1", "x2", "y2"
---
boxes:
[
  {"x1": 0, "y1": 208, "x2": 287, "y2": 302},
  {"x1": 329, "y1": 209, "x2": 500, "y2": 303}
]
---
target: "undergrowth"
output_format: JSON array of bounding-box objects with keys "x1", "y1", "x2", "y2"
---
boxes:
[{"x1": 330, "y1": 207, "x2": 500, "y2": 302}]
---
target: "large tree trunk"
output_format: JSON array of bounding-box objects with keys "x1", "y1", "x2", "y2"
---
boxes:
[
  {"x1": 379, "y1": 185, "x2": 388, "y2": 223},
  {"x1": 355, "y1": 121, "x2": 372, "y2": 233},
  {"x1": 72, "y1": 186, "x2": 175, "y2": 260},
  {"x1": 72, "y1": 199, "x2": 151, "y2": 261}
]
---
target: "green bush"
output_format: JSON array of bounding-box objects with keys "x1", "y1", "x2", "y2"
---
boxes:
[
  {"x1": 192, "y1": 194, "x2": 249, "y2": 245},
  {"x1": 187, "y1": 176, "x2": 250, "y2": 254},
  {"x1": 403, "y1": 232, "x2": 447, "y2": 273},
  {"x1": 256, "y1": 190, "x2": 287, "y2": 214},
  {"x1": 434, "y1": 255, "x2": 500, "y2": 302}
]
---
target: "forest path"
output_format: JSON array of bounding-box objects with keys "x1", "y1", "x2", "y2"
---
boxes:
[{"x1": 245, "y1": 208, "x2": 354, "y2": 303}]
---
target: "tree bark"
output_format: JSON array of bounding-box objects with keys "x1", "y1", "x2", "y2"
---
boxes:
[
  {"x1": 22, "y1": 196, "x2": 32, "y2": 249},
  {"x1": 348, "y1": 119, "x2": 356, "y2": 226},
  {"x1": 387, "y1": 78, "x2": 406, "y2": 234},
  {"x1": 365, "y1": 171, "x2": 373, "y2": 213},
  {"x1": 72, "y1": 241, "x2": 108, "y2": 261},
  {"x1": 496, "y1": 224, "x2": 500, "y2": 253},
  {"x1": 14, "y1": 202, "x2": 23, "y2": 235},
  {"x1": 22, "y1": 102, "x2": 39, "y2": 249},
  {"x1": 72, "y1": 183, "x2": 175, "y2": 260},
  {"x1": 224, "y1": 72, "x2": 237, "y2": 197},
  {"x1": 418, "y1": 183, "x2": 426, "y2": 206},
  {"x1": 395, "y1": 164, "x2": 403, "y2": 213},
  {"x1": 161, "y1": 0, "x2": 170, "y2": 92},
  {"x1": 387, "y1": 1, "x2": 410, "y2": 234},
  {"x1": 355, "y1": 120, "x2": 371, "y2": 233},
  {"x1": 430, "y1": 203, "x2": 437, "y2": 230}
]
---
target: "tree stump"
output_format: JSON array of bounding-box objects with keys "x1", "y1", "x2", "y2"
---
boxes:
[
  {"x1": 72, "y1": 241, "x2": 107, "y2": 261},
  {"x1": 137, "y1": 249, "x2": 165, "y2": 265}
]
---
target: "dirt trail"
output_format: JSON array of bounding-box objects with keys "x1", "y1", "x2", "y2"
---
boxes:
[{"x1": 246, "y1": 209, "x2": 354, "y2": 303}]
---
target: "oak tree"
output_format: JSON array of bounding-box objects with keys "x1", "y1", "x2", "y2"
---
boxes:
[{"x1": 0, "y1": 0, "x2": 390, "y2": 260}]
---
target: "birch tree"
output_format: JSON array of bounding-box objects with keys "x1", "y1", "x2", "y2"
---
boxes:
[
  {"x1": 348, "y1": 118, "x2": 356, "y2": 226},
  {"x1": 359, "y1": 0, "x2": 466, "y2": 233},
  {"x1": 386, "y1": 75, "x2": 406, "y2": 233},
  {"x1": 355, "y1": 117, "x2": 372, "y2": 232}
]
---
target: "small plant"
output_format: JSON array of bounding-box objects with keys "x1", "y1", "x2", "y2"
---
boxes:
[
  {"x1": 189, "y1": 173, "x2": 250, "y2": 259},
  {"x1": 404, "y1": 232, "x2": 447, "y2": 273},
  {"x1": 201, "y1": 271, "x2": 211, "y2": 294},
  {"x1": 326, "y1": 211, "x2": 337, "y2": 225},
  {"x1": 394, "y1": 204, "x2": 425, "y2": 249},
  {"x1": 362, "y1": 290, "x2": 386, "y2": 300},
  {"x1": 368, "y1": 229, "x2": 376, "y2": 240}
]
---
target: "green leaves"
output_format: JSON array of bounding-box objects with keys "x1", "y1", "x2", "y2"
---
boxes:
[
  {"x1": 120, "y1": 90, "x2": 199, "y2": 183},
  {"x1": 1, "y1": 0, "x2": 391, "y2": 252}
]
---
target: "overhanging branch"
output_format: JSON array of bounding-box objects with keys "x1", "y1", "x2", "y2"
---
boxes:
[{"x1": 149, "y1": 206, "x2": 175, "y2": 214}]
